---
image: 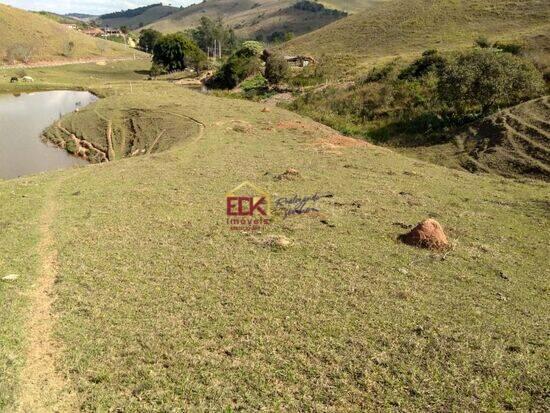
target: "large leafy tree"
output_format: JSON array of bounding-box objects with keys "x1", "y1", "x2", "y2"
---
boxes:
[
  {"x1": 191, "y1": 16, "x2": 237, "y2": 55},
  {"x1": 152, "y1": 33, "x2": 206, "y2": 72},
  {"x1": 438, "y1": 49, "x2": 544, "y2": 115},
  {"x1": 138, "y1": 29, "x2": 162, "y2": 53}
]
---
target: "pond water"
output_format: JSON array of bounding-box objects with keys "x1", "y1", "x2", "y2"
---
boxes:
[{"x1": 0, "y1": 91, "x2": 97, "y2": 180}]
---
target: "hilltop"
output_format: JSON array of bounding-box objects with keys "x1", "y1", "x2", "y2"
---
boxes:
[
  {"x1": 282, "y1": 0, "x2": 550, "y2": 65},
  {"x1": 96, "y1": 3, "x2": 180, "y2": 29},
  {"x1": 146, "y1": 0, "x2": 354, "y2": 40},
  {"x1": 0, "y1": 4, "x2": 142, "y2": 65}
]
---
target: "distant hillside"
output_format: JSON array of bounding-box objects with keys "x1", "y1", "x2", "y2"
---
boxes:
[
  {"x1": 146, "y1": 0, "x2": 354, "y2": 40},
  {"x1": 282, "y1": 0, "x2": 550, "y2": 61},
  {"x1": 97, "y1": 3, "x2": 179, "y2": 29},
  {"x1": 0, "y1": 4, "x2": 141, "y2": 65},
  {"x1": 65, "y1": 13, "x2": 97, "y2": 21},
  {"x1": 35, "y1": 11, "x2": 89, "y2": 28}
]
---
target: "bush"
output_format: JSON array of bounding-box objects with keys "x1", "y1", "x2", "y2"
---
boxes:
[
  {"x1": 438, "y1": 49, "x2": 545, "y2": 115},
  {"x1": 65, "y1": 140, "x2": 77, "y2": 154},
  {"x1": 399, "y1": 50, "x2": 447, "y2": 80},
  {"x1": 360, "y1": 61, "x2": 400, "y2": 84},
  {"x1": 241, "y1": 74, "x2": 268, "y2": 92},
  {"x1": 149, "y1": 63, "x2": 166, "y2": 77},
  {"x1": 62, "y1": 41, "x2": 76, "y2": 57},
  {"x1": 475, "y1": 36, "x2": 491, "y2": 49},
  {"x1": 493, "y1": 41, "x2": 523, "y2": 55},
  {"x1": 207, "y1": 43, "x2": 264, "y2": 89},
  {"x1": 265, "y1": 53, "x2": 290, "y2": 84}
]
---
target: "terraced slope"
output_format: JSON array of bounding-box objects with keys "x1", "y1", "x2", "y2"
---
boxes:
[
  {"x1": 282, "y1": 0, "x2": 550, "y2": 62},
  {"x1": 459, "y1": 97, "x2": 550, "y2": 181},
  {"x1": 0, "y1": 4, "x2": 141, "y2": 65},
  {"x1": 146, "y1": 0, "x2": 350, "y2": 39}
]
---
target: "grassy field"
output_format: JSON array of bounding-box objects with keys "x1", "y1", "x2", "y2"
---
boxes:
[
  {"x1": 0, "y1": 61, "x2": 549, "y2": 411},
  {"x1": 282, "y1": 0, "x2": 550, "y2": 72},
  {"x1": 0, "y1": 4, "x2": 142, "y2": 65}
]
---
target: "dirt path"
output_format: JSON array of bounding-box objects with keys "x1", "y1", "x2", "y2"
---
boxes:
[{"x1": 16, "y1": 177, "x2": 77, "y2": 413}]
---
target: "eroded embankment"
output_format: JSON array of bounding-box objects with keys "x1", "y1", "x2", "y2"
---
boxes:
[{"x1": 42, "y1": 94, "x2": 202, "y2": 162}]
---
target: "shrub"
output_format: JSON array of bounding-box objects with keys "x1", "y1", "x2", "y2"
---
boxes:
[
  {"x1": 438, "y1": 49, "x2": 545, "y2": 115},
  {"x1": 149, "y1": 63, "x2": 166, "y2": 77},
  {"x1": 493, "y1": 41, "x2": 523, "y2": 55},
  {"x1": 399, "y1": 50, "x2": 447, "y2": 80},
  {"x1": 62, "y1": 41, "x2": 76, "y2": 57},
  {"x1": 475, "y1": 36, "x2": 491, "y2": 48},
  {"x1": 241, "y1": 74, "x2": 268, "y2": 92},
  {"x1": 360, "y1": 61, "x2": 400, "y2": 84},
  {"x1": 265, "y1": 53, "x2": 290, "y2": 84},
  {"x1": 207, "y1": 43, "x2": 264, "y2": 89},
  {"x1": 65, "y1": 140, "x2": 77, "y2": 154}
]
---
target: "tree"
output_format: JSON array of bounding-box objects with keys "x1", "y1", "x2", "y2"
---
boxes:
[
  {"x1": 438, "y1": 49, "x2": 544, "y2": 115},
  {"x1": 152, "y1": 33, "x2": 206, "y2": 72},
  {"x1": 138, "y1": 29, "x2": 162, "y2": 53},
  {"x1": 237, "y1": 41, "x2": 264, "y2": 58},
  {"x1": 191, "y1": 16, "x2": 237, "y2": 56},
  {"x1": 206, "y1": 43, "x2": 264, "y2": 89},
  {"x1": 265, "y1": 53, "x2": 290, "y2": 84}
]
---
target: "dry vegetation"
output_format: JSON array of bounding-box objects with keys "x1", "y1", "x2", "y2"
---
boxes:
[
  {"x1": 282, "y1": 0, "x2": 550, "y2": 69},
  {"x1": 145, "y1": 0, "x2": 348, "y2": 40},
  {"x1": 0, "y1": 4, "x2": 141, "y2": 65}
]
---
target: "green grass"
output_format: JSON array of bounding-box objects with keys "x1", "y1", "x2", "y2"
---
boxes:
[
  {"x1": 0, "y1": 4, "x2": 143, "y2": 65},
  {"x1": 0, "y1": 61, "x2": 549, "y2": 411}
]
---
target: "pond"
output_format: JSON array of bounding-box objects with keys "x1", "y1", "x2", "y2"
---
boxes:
[{"x1": 0, "y1": 90, "x2": 97, "y2": 180}]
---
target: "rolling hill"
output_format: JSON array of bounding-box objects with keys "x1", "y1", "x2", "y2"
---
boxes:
[
  {"x1": 282, "y1": 0, "x2": 550, "y2": 62},
  {"x1": 96, "y1": 3, "x2": 180, "y2": 29},
  {"x1": 145, "y1": 0, "x2": 357, "y2": 40},
  {"x1": 0, "y1": 4, "x2": 142, "y2": 65}
]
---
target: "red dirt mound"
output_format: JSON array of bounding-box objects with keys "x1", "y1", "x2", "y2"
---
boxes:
[{"x1": 399, "y1": 219, "x2": 449, "y2": 250}]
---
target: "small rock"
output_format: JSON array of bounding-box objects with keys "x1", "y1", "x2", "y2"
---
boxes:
[
  {"x1": 398, "y1": 268, "x2": 409, "y2": 275},
  {"x1": 496, "y1": 292, "x2": 508, "y2": 301},
  {"x1": 2, "y1": 274, "x2": 19, "y2": 281},
  {"x1": 261, "y1": 107, "x2": 271, "y2": 112},
  {"x1": 255, "y1": 235, "x2": 292, "y2": 248},
  {"x1": 499, "y1": 271, "x2": 510, "y2": 281}
]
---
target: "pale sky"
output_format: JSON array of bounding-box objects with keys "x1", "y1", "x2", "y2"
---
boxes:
[{"x1": 0, "y1": 0, "x2": 200, "y2": 15}]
